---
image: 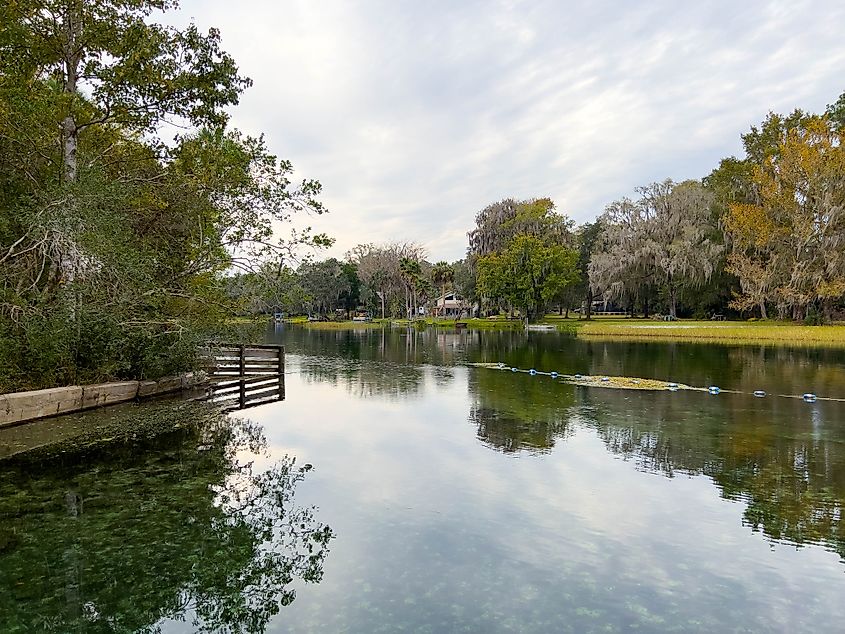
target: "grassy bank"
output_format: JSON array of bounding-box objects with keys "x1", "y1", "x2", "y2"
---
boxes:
[
  {"x1": 556, "y1": 317, "x2": 845, "y2": 346},
  {"x1": 299, "y1": 317, "x2": 524, "y2": 330},
  {"x1": 287, "y1": 314, "x2": 845, "y2": 346},
  {"x1": 302, "y1": 320, "x2": 385, "y2": 329}
]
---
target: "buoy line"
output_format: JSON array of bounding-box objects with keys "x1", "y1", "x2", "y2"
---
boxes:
[{"x1": 468, "y1": 362, "x2": 844, "y2": 403}]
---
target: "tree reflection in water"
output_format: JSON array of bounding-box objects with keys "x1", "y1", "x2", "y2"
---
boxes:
[
  {"x1": 468, "y1": 368, "x2": 574, "y2": 454},
  {"x1": 0, "y1": 402, "x2": 334, "y2": 633},
  {"x1": 469, "y1": 368, "x2": 845, "y2": 563}
]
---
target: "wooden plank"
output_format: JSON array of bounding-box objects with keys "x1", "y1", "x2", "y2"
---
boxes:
[
  {"x1": 243, "y1": 384, "x2": 283, "y2": 398},
  {"x1": 210, "y1": 381, "x2": 281, "y2": 398},
  {"x1": 211, "y1": 375, "x2": 279, "y2": 388},
  {"x1": 81, "y1": 382, "x2": 140, "y2": 408},
  {"x1": 243, "y1": 348, "x2": 281, "y2": 359},
  {"x1": 210, "y1": 343, "x2": 283, "y2": 351},
  {"x1": 206, "y1": 353, "x2": 278, "y2": 362}
]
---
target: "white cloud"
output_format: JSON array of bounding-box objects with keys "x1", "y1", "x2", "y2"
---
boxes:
[{"x1": 169, "y1": 0, "x2": 845, "y2": 261}]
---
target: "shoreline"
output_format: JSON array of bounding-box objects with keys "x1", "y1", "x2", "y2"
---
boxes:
[{"x1": 282, "y1": 316, "x2": 845, "y2": 346}]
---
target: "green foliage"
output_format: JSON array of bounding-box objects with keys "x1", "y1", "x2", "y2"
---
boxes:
[
  {"x1": 0, "y1": 2, "x2": 329, "y2": 390},
  {"x1": 826, "y1": 91, "x2": 845, "y2": 130},
  {"x1": 589, "y1": 180, "x2": 721, "y2": 318},
  {"x1": 477, "y1": 235, "x2": 579, "y2": 321},
  {"x1": 468, "y1": 197, "x2": 573, "y2": 258}
]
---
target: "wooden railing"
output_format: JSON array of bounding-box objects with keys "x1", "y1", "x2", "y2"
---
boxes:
[
  {"x1": 204, "y1": 343, "x2": 284, "y2": 377},
  {"x1": 203, "y1": 343, "x2": 285, "y2": 411}
]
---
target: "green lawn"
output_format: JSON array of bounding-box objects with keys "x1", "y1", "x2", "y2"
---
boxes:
[
  {"x1": 289, "y1": 314, "x2": 845, "y2": 346},
  {"x1": 548, "y1": 316, "x2": 845, "y2": 346},
  {"x1": 300, "y1": 317, "x2": 524, "y2": 330}
]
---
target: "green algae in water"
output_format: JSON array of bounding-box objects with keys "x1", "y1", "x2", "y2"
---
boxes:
[{"x1": 0, "y1": 402, "x2": 334, "y2": 633}]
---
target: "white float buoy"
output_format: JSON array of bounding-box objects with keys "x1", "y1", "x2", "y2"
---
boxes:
[
  {"x1": 708, "y1": 386, "x2": 721, "y2": 395},
  {"x1": 550, "y1": 371, "x2": 558, "y2": 378},
  {"x1": 529, "y1": 369, "x2": 537, "y2": 375},
  {"x1": 803, "y1": 393, "x2": 817, "y2": 403},
  {"x1": 667, "y1": 382, "x2": 679, "y2": 388},
  {"x1": 575, "y1": 373, "x2": 582, "y2": 379},
  {"x1": 753, "y1": 390, "x2": 766, "y2": 398},
  {"x1": 601, "y1": 377, "x2": 610, "y2": 382},
  {"x1": 511, "y1": 367, "x2": 518, "y2": 373}
]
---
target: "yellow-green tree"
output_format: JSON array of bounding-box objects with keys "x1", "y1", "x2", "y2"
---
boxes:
[{"x1": 724, "y1": 116, "x2": 845, "y2": 320}]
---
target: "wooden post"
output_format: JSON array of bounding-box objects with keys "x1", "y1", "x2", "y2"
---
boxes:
[
  {"x1": 239, "y1": 344, "x2": 245, "y2": 408},
  {"x1": 277, "y1": 345, "x2": 285, "y2": 401}
]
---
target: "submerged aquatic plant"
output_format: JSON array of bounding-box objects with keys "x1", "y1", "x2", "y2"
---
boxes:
[{"x1": 0, "y1": 402, "x2": 334, "y2": 634}]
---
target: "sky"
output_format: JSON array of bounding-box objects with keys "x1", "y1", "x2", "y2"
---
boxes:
[{"x1": 169, "y1": 0, "x2": 845, "y2": 262}]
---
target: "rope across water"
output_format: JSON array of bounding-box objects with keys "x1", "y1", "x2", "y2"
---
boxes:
[{"x1": 469, "y1": 362, "x2": 843, "y2": 403}]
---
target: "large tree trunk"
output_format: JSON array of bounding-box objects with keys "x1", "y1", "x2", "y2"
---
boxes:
[
  {"x1": 759, "y1": 300, "x2": 768, "y2": 320},
  {"x1": 61, "y1": 2, "x2": 82, "y2": 184},
  {"x1": 62, "y1": 117, "x2": 78, "y2": 184}
]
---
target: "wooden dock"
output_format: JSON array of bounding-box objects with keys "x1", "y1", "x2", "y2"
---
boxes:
[{"x1": 203, "y1": 343, "x2": 285, "y2": 411}]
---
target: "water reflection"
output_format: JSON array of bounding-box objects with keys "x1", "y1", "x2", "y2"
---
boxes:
[
  {"x1": 0, "y1": 402, "x2": 333, "y2": 633},
  {"x1": 468, "y1": 367, "x2": 574, "y2": 454},
  {"x1": 206, "y1": 373, "x2": 286, "y2": 411},
  {"x1": 274, "y1": 325, "x2": 845, "y2": 564},
  {"x1": 585, "y1": 389, "x2": 845, "y2": 561},
  {"x1": 273, "y1": 324, "x2": 845, "y2": 396}
]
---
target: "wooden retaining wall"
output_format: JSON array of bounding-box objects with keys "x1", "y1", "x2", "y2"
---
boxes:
[
  {"x1": 0, "y1": 373, "x2": 205, "y2": 428},
  {"x1": 0, "y1": 344, "x2": 286, "y2": 427}
]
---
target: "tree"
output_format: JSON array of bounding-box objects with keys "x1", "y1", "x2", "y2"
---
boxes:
[
  {"x1": 431, "y1": 261, "x2": 454, "y2": 316},
  {"x1": 339, "y1": 262, "x2": 361, "y2": 318},
  {"x1": 451, "y1": 259, "x2": 477, "y2": 309},
  {"x1": 572, "y1": 221, "x2": 601, "y2": 319},
  {"x1": 590, "y1": 180, "x2": 722, "y2": 318},
  {"x1": 298, "y1": 258, "x2": 349, "y2": 318},
  {"x1": 477, "y1": 235, "x2": 579, "y2": 321},
  {"x1": 468, "y1": 197, "x2": 573, "y2": 258},
  {"x1": 724, "y1": 115, "x2": 845, "y2": 320},
  {"x1": 399, "y1": 257, "x2": 423, "y2": 318},
  {"x1": 1, "y1": 0, "x2": 250, "y2": 184},
  {"x1": 350, "y1": 243, "x2": 425, "y2": 319},
  {"x1": 826, "y1": 90, "x2": 845, "y2": 130},
  {"x1": 0, "y1": 2, "x2": 331, "y2": 389},
  {"x1": 468, "y1": 198, "x2": 575, "y2": 316}
]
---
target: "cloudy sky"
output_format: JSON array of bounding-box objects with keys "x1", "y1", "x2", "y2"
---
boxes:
[{"x1": 170, "y1": 0, "x2": 844, "y2": 262}]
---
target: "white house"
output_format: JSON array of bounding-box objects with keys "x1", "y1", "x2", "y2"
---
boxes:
[{"x1": 435, "y1": 292, "x2": 468, "y2": 317}]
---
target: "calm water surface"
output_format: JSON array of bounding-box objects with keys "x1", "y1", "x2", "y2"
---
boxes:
[{"x1": 2, "y1": 325, "x2": 845, "y2": 633}]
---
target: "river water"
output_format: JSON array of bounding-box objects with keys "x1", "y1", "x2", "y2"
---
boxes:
[{"x1": 2, "y1": 325, "x2": 845, "y2": 633}]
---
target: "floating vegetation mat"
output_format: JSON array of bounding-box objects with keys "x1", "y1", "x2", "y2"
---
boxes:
[
  {"x1": 469, "y1": 363, "x2": 699, "y2": 392},
  {"x1": 468, "y1": 363, "x2": 843, "y2": 402}
]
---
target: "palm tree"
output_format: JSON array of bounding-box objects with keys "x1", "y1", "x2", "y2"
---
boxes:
[
  {"x1": 431, "y1": 261, "x2": 454, "y2": 317},
  {"x1": 399, "y1": 257, "x2": 423, "y2": 318}
]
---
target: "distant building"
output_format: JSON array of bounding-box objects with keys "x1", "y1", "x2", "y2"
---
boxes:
[{"x1": 435, "y1": 292, "x2": 468, "y2": 317}]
